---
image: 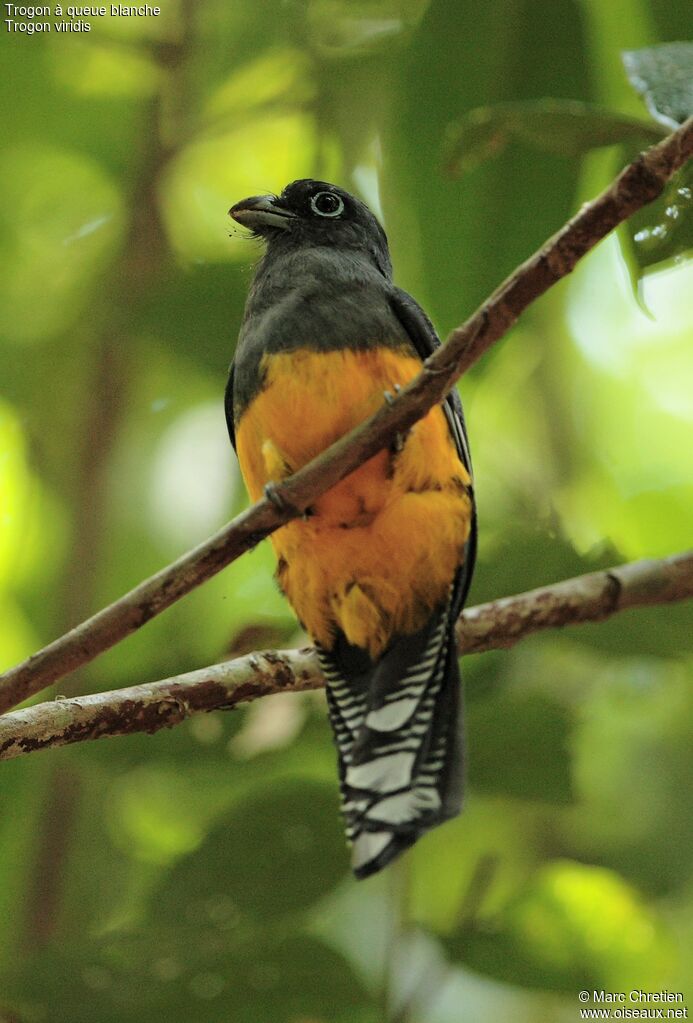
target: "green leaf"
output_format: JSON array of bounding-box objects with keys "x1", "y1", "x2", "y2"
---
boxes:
[
  {"x1": 227, "y1": 934, "x2": 371, "y2": 1023},
  {"x1": 618, "y1": 163, "x2": 693, "y2": 281},
  {"x1": 383, "y1": 0, "x2": 592, "y2": 327},
  {"x1": 0, "y1": 144, "x2": 124, "y2": 344},
  {"x1": 445, "y1": 860, "x2": 674, "y2": 993},
  {"x1": 445, "y1": 100, "x2": 665, "y2": 174},
  {"x1": 610, "y1": 43, "x2": 691, "y2": 290},
  {"x1": 468, "y1": 692, "x2": 574, "y2": 804},
  {"x1": 618, "y1": 42, "x2": 693, "y2": 285},
  {"x1": 623, "y1": 41, "x2": 693, "y2": 128},
  {"x1": 566, "y1": 663, "x2": 693, "y2": 897},
  {"x1": 407, "y1": 797, "x2": 548, "y2": 934},
  {"x1": 468, "y1": 523, "x2": 620, "y2": 607},
  {"x1": 156, "y1": 777, "x2": 349, "y2": 923},
  {"x1": 2, "y1": 933, "x2": 370, "y2": 1023}
]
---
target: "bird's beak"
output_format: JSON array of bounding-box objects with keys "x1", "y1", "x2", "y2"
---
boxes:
[{"x1": 228, "y1": 194, "x2": 296, "y2": 231}]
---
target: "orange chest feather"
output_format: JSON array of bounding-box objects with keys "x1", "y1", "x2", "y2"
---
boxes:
[
  {"x1": 237, "y1": 347, "x2": 413, "y2": 475},
  {"x1": 235, "y1": 346, "x2": 467, "y2": 514},
  {"x1": 234, "y1": 345, "x2": 472, "y2": 654}
]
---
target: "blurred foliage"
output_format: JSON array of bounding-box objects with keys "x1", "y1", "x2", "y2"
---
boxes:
[
  {"x1": 0, "y1": 1, "x2": 691, "y2": 1021},
  {"x1": 444, "y1": 42, "x2": 693, "y2": 289},
  {"x1": 445, "y1": 99, "x2": 666, "y2": 174}
]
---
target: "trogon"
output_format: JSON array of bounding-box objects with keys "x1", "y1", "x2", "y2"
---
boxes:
[{"x1": 226, "y1": 180, "x2": 476, "y2": 879}]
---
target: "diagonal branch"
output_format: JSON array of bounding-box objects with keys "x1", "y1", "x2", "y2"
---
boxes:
[
  {"x1": 1, "y1": 552, "x2": 690, "y2": 761},
  {"x1": 0, "y1": 117, "x2": 691, "y2": 716}
]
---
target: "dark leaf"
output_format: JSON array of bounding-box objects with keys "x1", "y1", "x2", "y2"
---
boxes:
[
  {"x1": 382, "y1": 0, "x2": 591, "y2": 328},
  {"x1": 446, "y1": 100, "x2": 665, "y2": 174},
  {"x1": 468, "y1": 692, "x2": 574, "y2": 804},
  {"x1": 227, "y1": 934, "x2": 371, "y2": 1023},
  {"x1": 1, "y1": 932, "x2": 370, "y2": 1023},
  {"x1": 468, "y1": 524, "x2": 620, "y2": 607},
  {"x1": 156, "y1": 777, "x2": 349, "y2": 923},
  {"x1": 623, "y1": 41, "x2": 693, "y2": 128}
]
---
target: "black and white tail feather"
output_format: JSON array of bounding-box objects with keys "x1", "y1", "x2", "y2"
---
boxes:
[{"x1": 317, "y1": 563, "x2": 470, "y2": 879}]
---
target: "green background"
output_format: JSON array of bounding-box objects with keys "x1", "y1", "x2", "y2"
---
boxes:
[{"x1": 0, "y1": 1, "x2": 691, "y2": 1020}]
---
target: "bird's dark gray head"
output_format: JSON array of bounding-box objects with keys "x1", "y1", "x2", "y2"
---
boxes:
[{"x1": 229, "y1": 179, "x2": 392, "y2": 278}]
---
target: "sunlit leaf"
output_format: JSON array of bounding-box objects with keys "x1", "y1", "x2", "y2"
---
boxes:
[
  {"x1": 445, "y1": 860, "x2": 674, "y2": 992},
  {"x1": 203, "y1": 48, "x2": 314, "y2": 123},
  {"x1": 0, "y1": 145, "x2": 123, "y2": 343},
  {"x1": 49, "y1": 39, "x2": 162, "y2": 98},
  {"x1": 160, "y1": 114, "x2": 316, "y2": 262},
  {"x1": 0, "y1": 403, "x2": 29, "y2": 590},
  {"x1": 107, "y1": 766, "x2": 211, "y2": 865},
  {"x1": 407, "y1": 796, "x2": 547, "y2": 934},
  {"x1": 146, "y1": 402, "x2": 238, "y2": 548}
]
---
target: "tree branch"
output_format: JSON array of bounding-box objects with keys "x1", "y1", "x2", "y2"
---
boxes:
[
  {"x1": 1, "y1": 552, "x2": 690, "y2": 761},
  {"x1": 1, "y1": 117, "x2": 691, "y2": 716}
]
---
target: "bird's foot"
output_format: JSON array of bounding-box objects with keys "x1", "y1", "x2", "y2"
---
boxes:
[
  {"x1": 264, "y1": 481, "x2": 313, "y2": 519},
  {"x1": 383, "y1": 383, "x2": 402, "y2": 406},
  {"x1": 391, "y1": 430, "x2": 409, "y2": 453},
  {"x1": 264, "y1": 482, "x2": 294, "y2": 514}
]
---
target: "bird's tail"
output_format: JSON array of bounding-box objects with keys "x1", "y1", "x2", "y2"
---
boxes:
[{"x1": 317, "y1": 587, "x2": 463, "y2": 879}]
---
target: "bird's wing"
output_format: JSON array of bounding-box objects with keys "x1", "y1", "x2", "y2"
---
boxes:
[
  {"x1": 389, "y1": 286, "x2": 477, "y2": 611},
  {"x1": 224, "y1": 361, "x2": 236, "y2": 451}
]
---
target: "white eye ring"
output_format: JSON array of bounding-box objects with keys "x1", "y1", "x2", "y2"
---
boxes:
[{"x1": 310, "y1": 191, "x2": 345, "y2": 217}]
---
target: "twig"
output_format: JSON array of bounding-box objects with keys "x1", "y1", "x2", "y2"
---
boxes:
[
  {"x1": 454, "y1": 549, "x2": 693, "y2": 651},
  {"x1": 1, "y1": 552, "x2": 690, "y2": 761},
  {"x1": 0, "y1": 117, "x2": 691, "y2": 716}
]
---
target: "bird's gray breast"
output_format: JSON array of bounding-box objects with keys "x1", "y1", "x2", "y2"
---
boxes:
[{"x1": 232, "y1": 247, "x2": 412, "y2": 419}]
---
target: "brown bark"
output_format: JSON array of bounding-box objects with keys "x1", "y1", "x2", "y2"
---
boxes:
[{"x1": 1, "y1": 552, "x2": 690, "y2": 762}]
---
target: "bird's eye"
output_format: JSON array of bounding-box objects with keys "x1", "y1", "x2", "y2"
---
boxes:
[{"x1": 310, "y1": 191, "x2": 344, "y2": 217}]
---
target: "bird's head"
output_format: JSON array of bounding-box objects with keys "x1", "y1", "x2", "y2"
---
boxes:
[{"x1": 229, "y1": 179, "x2": 392, "y2": 278}]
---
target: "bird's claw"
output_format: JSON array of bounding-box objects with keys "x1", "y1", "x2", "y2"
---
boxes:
[
  {"x1": 264, "y1": 482, "x2": 292, "y2": 512},
  {"x1": 264, "y1": 481, "x2": 308, "y2": 519},
  {"x1": 383, "y1": 383, "x2": 402, "y2": 405}
]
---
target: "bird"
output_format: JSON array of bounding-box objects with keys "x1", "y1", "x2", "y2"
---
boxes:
[{"x1": 226, "y1": 179, "x2": 476, "y2": 879}]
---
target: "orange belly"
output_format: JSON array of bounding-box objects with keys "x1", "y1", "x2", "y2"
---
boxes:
[{"x1": 235, "y1": 346, "x2": 472, "y2": 657}]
